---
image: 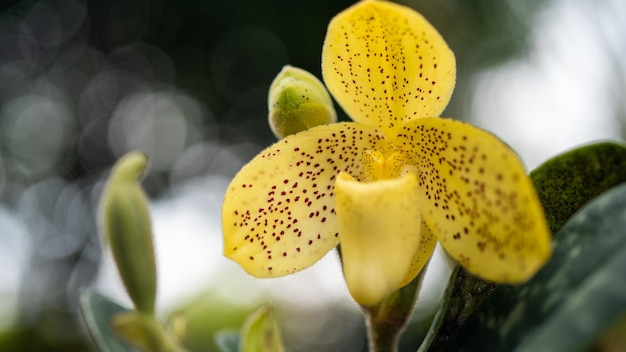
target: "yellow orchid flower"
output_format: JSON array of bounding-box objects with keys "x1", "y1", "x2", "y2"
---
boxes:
[{"x1": 222, "y1": 0, "x2": 551, "y2": 306}]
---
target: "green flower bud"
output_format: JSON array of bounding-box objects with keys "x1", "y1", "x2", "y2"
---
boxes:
[
  {"x1": 240, "y1": 304, "x2": 285, "y2": 352},
  {"x1": 268, "y1": 65, "x2": 337, "y2": 139},
  {"x1": 99, "y1": 151, "x2": 156, "y2": 314}
]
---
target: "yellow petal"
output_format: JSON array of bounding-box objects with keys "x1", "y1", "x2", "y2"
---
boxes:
[
  {"x1": 399, "y1": 221, "x2": 437, "y2": 287},
  {"x1": 322, "y1": 0, "x2": 456, "y2": 137},
  {"x1": 335, "y1": 171, "x2": 423, "y2": 306},
  {"x1": 396, "y1": 118, "x2": 552, "y2": 283},
  {"x1": 223, "y1": 122, "x2": 387, "y2": 277}
]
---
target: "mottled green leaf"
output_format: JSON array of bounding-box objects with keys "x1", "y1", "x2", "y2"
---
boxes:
[
  {"x1": 440, "y1": 183, "x2": 626, "y2": 351},
  {"x1": 530, "y1": 141, "x2": 626, "y2": 233},
  {"x1": 78, "y1": 290, "x2": 139, "y2": 352}
]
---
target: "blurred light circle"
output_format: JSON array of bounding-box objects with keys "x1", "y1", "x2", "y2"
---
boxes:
[
  {"x1": 20, "y1": 2, "x2": 63, "y2": 48},
  {"x1": 31, "y1": 75, "x2": 71, "y2": 104},
  {"x1": 17, "y1": 1, "x2": 68, "y2": 68},
  {"x1": 48, "y1": 0, "x2": 87, "y2": 43},
  {"x1": 108, "y1": 90, "x2": 203, "y2": 171},
  {"x1": 1, "y1": 95, "x2": 77, "y2": 177},
  {"x1": 16, "y1": 179, "x2": 88, "y2": 260},
  {"x1": 170, "y1": 142, "x2": 220, "y2": 183},
  {"x1": 78, "y1": 69, "x2": 148, "y2": 125},
  {"x1": 17, "y1": 177, "x2": 65, "y2": 225},
  {"x1": 171, "y1": 139, "x2": 262, "y2": 182},
  {"x1": 0, "y1": 154, "x2": 6, "y2": 195},
  {"x1": 53, "y1": 183, "x2": 92, "y2": 241},
  {"x1": 78, "y1": 117, "x2": 114, "y2": 172},
  {"x1": 52, "y1": 44, "x2": 107, "y2": 78},
  {"x1": 44, "y1": 68, "x2": 90, "y2": 109}
]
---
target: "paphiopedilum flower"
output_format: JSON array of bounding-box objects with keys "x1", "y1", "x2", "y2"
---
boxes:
[{"x1": 222, "y1": 0, "x2": 551, "y2": 306}]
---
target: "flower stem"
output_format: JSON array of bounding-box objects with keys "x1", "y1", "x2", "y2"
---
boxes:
[{"x1": 362, "y1": 264, "x2": 428, "y2": 352}]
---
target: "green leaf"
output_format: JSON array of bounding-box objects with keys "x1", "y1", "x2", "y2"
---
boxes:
[
  {"x1": 78, "y1": 290, "x2": 140, "y2": 352},
  {"x1": 590, "y1": 314, "x2": 626, "y2": 351},
  {"x1": 418, "y1": 141, "x2": 626, "y2": 351},
  {"x1": 417, "y1": 265, "x2": 496, "y2": 352},
  {"x1": 439, "y1": 183, "x2": 626, "y2": 351},
  {"x1": 530, "y1": 141, "x2": 626, "y2": 233},
  {"x1": 214, "y1": 330, "x2": 240, "y2": 352}
]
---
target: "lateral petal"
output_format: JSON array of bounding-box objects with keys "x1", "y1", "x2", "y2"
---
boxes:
[
  {"x1": 223, "y1": 122, "x2": 387, "y2": 277},
  {"x1": 396, "y1": 118, "x2": 552, "y2": 283}
]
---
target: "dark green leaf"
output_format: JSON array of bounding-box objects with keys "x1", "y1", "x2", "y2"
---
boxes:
[
  {"x1": 78, "y1": 290, "x2": 139, "y2": 352},
  {"x1": 440, "y1": 183, "x2": 626, "y2": 351},
  {"x1": 530, "y1": 141, "x2": 626, "y2": 233},
  {"x1": 417, "y1": 265, "x2": 496, "y2": 352}
]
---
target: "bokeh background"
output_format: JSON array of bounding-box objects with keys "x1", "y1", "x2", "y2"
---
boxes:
[{"x1": 0, "y1": 0, "x2": 624, "y2": 351}]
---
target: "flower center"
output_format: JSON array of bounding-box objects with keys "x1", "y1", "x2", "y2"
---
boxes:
[{"x1": 361, "y1": 149, "x2": 414, "y2": 182}]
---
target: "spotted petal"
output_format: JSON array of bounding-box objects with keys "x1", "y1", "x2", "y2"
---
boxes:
[
  {"x1": 322, "y1": 0, "x2": 456, "y2": 137},
  {"x1": 223, "y1": 122, "x2": 388, "y2": 277},
  {"x1": 335, "y1": 171, "x2": 423, "y2": 306},
  {"x1": 399, "y1": 221, "x2": 437, "y2": 288},
  {"x1": 396, "y1": 118, "x2": 552, "y2": 283}
]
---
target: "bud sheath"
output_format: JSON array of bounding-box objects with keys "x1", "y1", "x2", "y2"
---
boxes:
[
  {"x1": 268, "y1": 65, "x2": 337, "y2": 139},
  {"x1": 100, "y1": 152, "x2": 157, "y2": 314},
  {"x1": 240, "y1": 304, "x2": 285, "y2": 352}
]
